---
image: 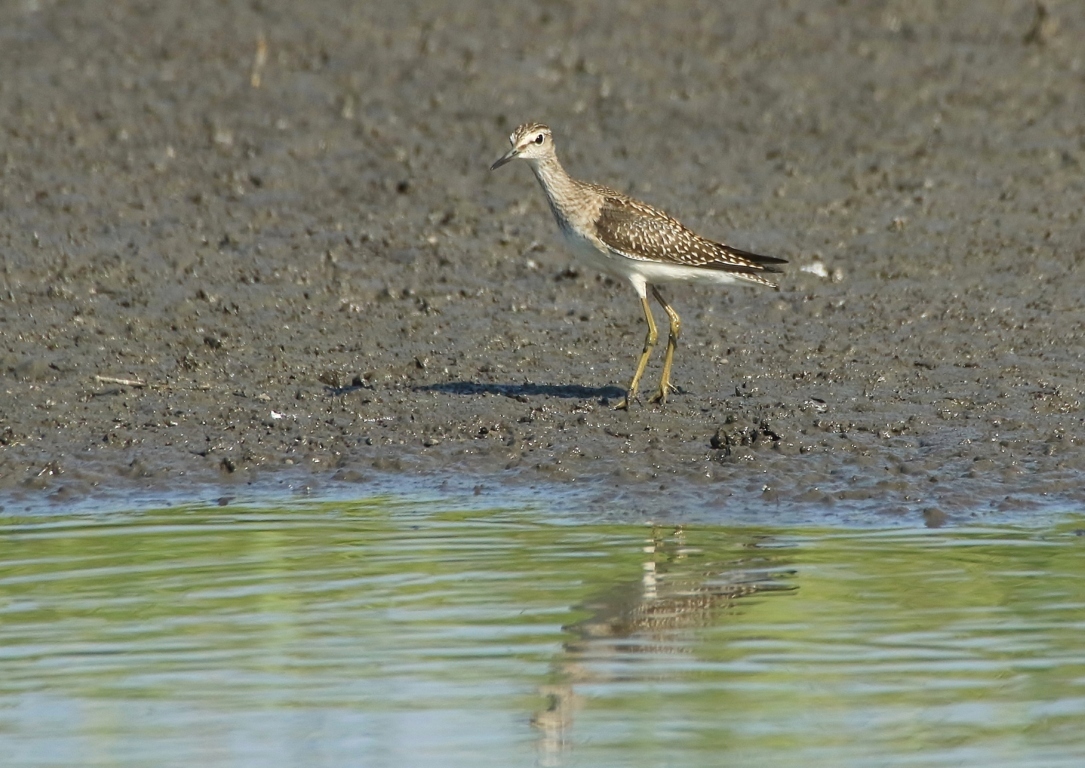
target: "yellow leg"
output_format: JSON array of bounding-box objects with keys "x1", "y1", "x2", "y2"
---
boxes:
[
  {"x1": 616, "y1": 294, "x2": 657, "y2": 410},
  {"x1": 648, "y1": 286, "x2": 681, "y2": 405}
]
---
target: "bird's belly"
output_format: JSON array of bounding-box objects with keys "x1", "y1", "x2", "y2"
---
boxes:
[
  {"x1": 558, "y1": 228, "x2": 635, "y2": 279},
  {"x1": 556, "y1": 228, "x2": 742, "y2": 289}
]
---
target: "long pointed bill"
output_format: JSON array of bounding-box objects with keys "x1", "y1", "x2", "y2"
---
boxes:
[{"x1": 490, "y1": 147, "x2": 519, "y2": 171}]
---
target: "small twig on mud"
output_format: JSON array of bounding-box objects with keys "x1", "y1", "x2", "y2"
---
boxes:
[
  {"x1": 95, "y1": 375, "x2": 146, "y2": 387},
  {"x1": 250, "y1": 33, "x2": 268, "y2": 88}
]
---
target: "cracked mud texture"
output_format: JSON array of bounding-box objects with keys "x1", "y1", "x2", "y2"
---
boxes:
[{"x1": 1, "y1": 0, "x2": 1084, "y2": 523}]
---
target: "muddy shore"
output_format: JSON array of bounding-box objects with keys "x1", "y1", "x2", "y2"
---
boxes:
[{"x1": 2, "y1": 1, "x2": 1083, "y2": 523}]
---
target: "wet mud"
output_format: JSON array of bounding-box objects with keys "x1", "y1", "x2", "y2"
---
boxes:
[{"x1": 2, "y1": 1, "x2": 1084, "y2": 523}]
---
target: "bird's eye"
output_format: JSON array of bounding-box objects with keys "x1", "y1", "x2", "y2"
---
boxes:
[{"x1": 534, "y1": 134, "x2": 544, "y2": 144}]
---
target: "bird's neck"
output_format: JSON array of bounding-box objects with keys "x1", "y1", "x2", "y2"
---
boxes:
[{"x1": 528, "y1": 154, "x2": 591, "y2": 229}]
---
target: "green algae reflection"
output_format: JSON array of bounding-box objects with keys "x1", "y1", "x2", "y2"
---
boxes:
[{"x1": 1, "y1": 499, "x2": 1084, "y2": 767}]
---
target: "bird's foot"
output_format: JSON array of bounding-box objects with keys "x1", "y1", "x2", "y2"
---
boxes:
[{"x1": 647, "y1": 381, "x2": 677, "y2": 405}]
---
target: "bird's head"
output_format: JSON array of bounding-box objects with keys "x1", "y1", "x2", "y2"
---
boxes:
[{"x1": 490, "y1": 122, "x2": 553, "y2": 170}]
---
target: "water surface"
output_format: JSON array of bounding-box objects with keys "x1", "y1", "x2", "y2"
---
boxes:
[{"x1": 2, "y1": 498, "x2": 1084, "y2": 767}]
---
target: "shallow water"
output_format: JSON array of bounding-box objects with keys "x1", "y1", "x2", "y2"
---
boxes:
[{"x1": 2, "y1": 497, "x2": 1084, "y2": 767}]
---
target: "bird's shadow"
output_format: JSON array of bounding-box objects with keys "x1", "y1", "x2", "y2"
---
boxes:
[{"x1": 415, "y1": 380, "x2": 625, "y2": 401}]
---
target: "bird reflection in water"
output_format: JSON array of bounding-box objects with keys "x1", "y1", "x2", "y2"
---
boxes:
[{"x1": 532, "y1": 526, "x2": 796, "y2": 765}]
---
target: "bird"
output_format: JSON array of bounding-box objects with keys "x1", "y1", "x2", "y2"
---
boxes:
[{"x1": 490, "y1": 122, "x2": 786, "y2": 409}]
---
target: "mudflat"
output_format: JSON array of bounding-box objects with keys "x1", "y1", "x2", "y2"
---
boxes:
[{"x1": 2, "y1": 1, "x2": 1083, "y2": 523}]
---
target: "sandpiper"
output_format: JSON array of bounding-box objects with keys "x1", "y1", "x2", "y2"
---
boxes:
[{"x1": 491, "y1": 122, "x2": 786, "y2": 409}]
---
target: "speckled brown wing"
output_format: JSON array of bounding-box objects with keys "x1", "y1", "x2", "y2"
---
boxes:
[{"x1": 593, "y1": 193, "x2": 785, "y2": 280}]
